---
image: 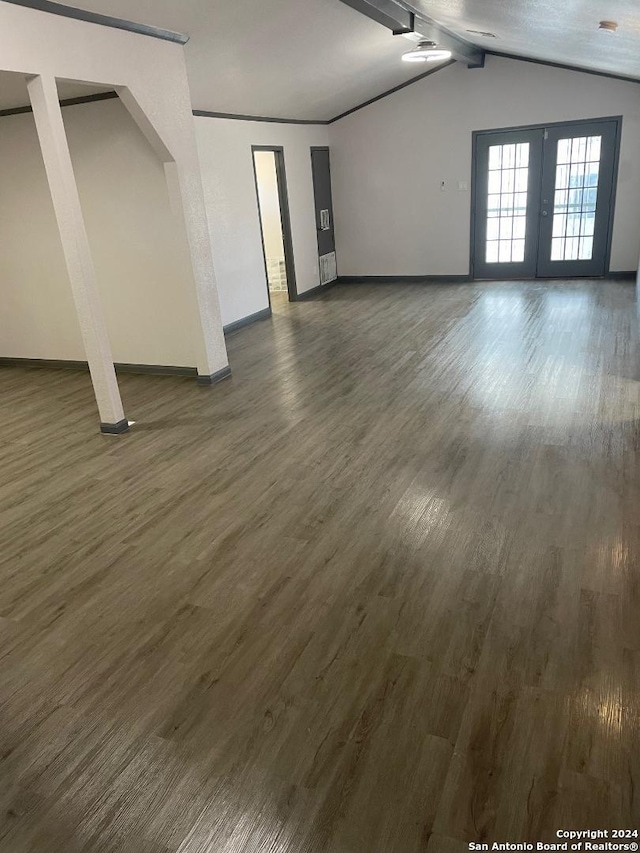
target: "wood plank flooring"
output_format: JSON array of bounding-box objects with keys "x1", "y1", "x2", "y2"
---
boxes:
[{"x1": 0, "y1": 279, "x2": 638, "y2": 851}]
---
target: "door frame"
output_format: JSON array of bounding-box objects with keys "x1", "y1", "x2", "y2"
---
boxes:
[
  {"x1": 310, "y1": 144, "x2": 335, "y2": 255},
  {"x1": 469, "y1": 115, "x2": 623, "y2": 281},
  {"x1": 251, "y1": 145, "x2": 298, "y2": 302},
  {"x1": 310, "y1": 145, "x2": 338, "y2": 286}
]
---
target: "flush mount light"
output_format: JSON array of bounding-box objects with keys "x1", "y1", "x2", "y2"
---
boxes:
[
  {"x1": 598, "y1": 20, "x2": 618, "y2": 32},
  {"x1": 402, "y1": 40, "x2": 452, "y2": 62}
]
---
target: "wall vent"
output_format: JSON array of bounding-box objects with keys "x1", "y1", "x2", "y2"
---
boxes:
[{"x1": 319, "y1": 252, "x2": 337, "y2": 285}]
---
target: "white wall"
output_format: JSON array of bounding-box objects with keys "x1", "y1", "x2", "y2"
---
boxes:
[
  {"x1": 0, "y1": 107, "x2": 80, "y2": 361},
  {"x1": 195, "y1": 117, "x2": 330, "y2": 325},
  {"x1": 0, "y1": 99, "x2": 197, "y2": 366},
  {"x1": 329, "y1": 55, "x2": 640, "y2": 276}
]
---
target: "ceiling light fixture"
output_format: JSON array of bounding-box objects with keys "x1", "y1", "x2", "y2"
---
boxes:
[
  {"x1": 402, "y1": 40, "x2": 452, "y2": 63},
  {"x1": 598, "y1": 20, "x2": 618, "y2": 32}
]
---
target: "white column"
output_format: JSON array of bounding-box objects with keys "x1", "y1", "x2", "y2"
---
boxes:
[
  {"x1": 27, "y1": 74, "x2": 128, "y2": 433},
  {"x1": 163, "y1": 160, "x2": 230, "y2": 383},
  {"x1": 116, "y1": 86, "x2": 229, "y2": 384}
]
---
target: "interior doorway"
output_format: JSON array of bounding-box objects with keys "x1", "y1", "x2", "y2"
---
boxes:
[
  {"x1": 252, "y1": 146, "x2": 297, "y2": 303},
  {"x1": 471, "y1": 116, "x2": 621, "y2": 279}
]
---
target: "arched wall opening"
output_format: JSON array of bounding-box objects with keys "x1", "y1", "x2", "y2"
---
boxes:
[
  {"x1": 0, "y1": 2, "x2": 229, "y2": 431},
  {"x1": 0, "y1": 77, "x2": 202, "y2": 370}
]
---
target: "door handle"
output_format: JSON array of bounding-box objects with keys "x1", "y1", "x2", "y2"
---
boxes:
[{"x1": 541, "y1": 210, "x2": 549, "y2": 217}]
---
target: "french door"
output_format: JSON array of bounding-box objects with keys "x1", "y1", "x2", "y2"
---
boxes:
[{"x1": 472, "y1": 118, "x2": 620, "y2": 279}]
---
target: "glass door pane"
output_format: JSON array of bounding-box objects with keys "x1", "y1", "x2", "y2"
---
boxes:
[
  {"x1": 550, "y1": 135, "x2": 600, "y2": 262},
  {"x1": 485, "y1": 141, "x2": 529, "y2": 264}
]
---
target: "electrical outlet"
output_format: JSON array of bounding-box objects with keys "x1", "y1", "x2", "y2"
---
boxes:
[{"x1": 458, "y1": 180, "x2": 469, "y2": 192}]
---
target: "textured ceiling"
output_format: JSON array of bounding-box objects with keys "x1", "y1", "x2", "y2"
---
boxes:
[{"x1": 409, "y1": 0, "x2": 640, "y2": 80}]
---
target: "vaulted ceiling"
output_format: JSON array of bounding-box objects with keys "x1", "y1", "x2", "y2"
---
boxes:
[
  {"x1": 45, "y1": 0, "x2": 436, "y2": 121},
  {"x1": 2, "y1": 0, "x2": 640, "y2": 120}
]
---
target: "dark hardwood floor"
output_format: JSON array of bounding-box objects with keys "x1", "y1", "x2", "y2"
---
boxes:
[{"x1": 0, "y1": 279, "x2": 638, "y2": 851}]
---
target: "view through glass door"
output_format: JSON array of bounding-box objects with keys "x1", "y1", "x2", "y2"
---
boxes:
[{"x1": 472, "y1": 118, "x2": 620, "y2": 280}]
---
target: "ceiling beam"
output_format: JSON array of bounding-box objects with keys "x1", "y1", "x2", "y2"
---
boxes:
[
  {"x1": 403, "y1": 2, "x2": 485, "y2": 68},
  {"x1": 1, "y1": 0, "x2": 188, "y2": 43},
  {"x1": 339, "y1": 0, "x2": 413, "y2": 32},
  {"x1": 338, "y1": 0, "x2": 484, "y2": 68}
]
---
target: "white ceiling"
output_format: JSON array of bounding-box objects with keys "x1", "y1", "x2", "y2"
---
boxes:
[
  {"x1": 409, "y1": 0, "x2": 640, "y2": 81},
  {"x1": 4, "y1": 0, "x2": 640, "y2": 119},
  {"x1": 51, "y1": 0, "x2": 445, "y2": 121}
]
